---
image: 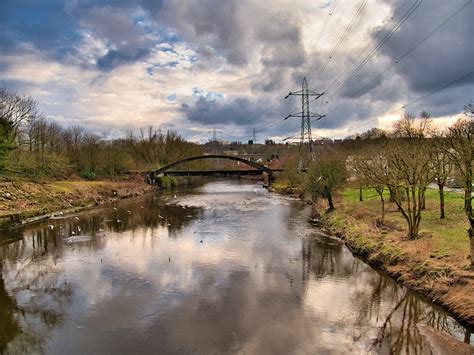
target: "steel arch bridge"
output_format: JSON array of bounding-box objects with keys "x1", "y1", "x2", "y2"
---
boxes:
[{"x1": 146, "y1": 154, "x2": 277, "y2": 183}]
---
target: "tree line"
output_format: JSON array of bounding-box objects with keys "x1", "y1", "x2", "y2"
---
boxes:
[{"x1": 0, "y1": 88, "x2": 203, "y2": 179}]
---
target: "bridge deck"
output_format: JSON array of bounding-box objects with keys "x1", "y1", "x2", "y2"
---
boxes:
[{"x1": 164, "y1": 170, "x2": 266, "y2": 177}]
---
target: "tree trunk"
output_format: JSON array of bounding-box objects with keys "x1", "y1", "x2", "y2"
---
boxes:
[
  {"x1": 466, "y1": 164, "x2": 473, "y2": 267},
  {"x1": 421, "y1": 189, "x2": 426, "y2": 210},
  {"x1": 389, "y1": 190, "x2": 395, "y2": 202},
  {"x1": 407, "y1": 218, "x2": 420, "y2": 240},
  {"x1": 407, "y1": 222, "x2": 415, "y2": 240},
  {"x1": 326, "y1": 187, "x2": 334, "y2": 211},
  {"x1": 470, "y1": 225, "x2": 474, "y2": 268},
  {"x1": 380, "y1": 195, "x2": 385, "y2": 223},
  {"x1": 464, "y1": 330, "x2": 472, "y2": 344},
  {"x1": 438, "y1": 184, "x2": 445, "y2": 219},
  {"x1": 359, "y1": 187, "x2": 363, "y2": 202}
]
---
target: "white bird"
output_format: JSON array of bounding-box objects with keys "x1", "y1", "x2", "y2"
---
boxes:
[
  {"x1": 158, "y1": 215, "x2": 164, "y2": 219},
  {"x1": 74, "y1": 216, "x2": 80, "y2": 221},
  {"x1": 174, "y1": 194, "x2": 177, "y2": 199},
  {"x1": 116, "y1": 219, "x2": 122, "y2": 223},
  {"x1": 113, "y1": 207, "x2": 117, "y2": 211},
  {"x1": 48, "y1": 225, "x2": 54, "y2": 230},
  {"x1": 58, "y1": 211, "x2": 64, "y2": 216},
  {"x1": 71, "y1": 231, "x2": 76, "y2": 235},
  {"x1": 140, "y1": 205, "x2": 145, "y2": 209},
  {"x1": 77, "y1": 226, "x2": 81, "y2": 232},
  {"x1": 127, "y1": 210, "x2": 131, "y2": 214},
  {"x1": 98, "y1": 228, "x2": 104, "y2": 232}
]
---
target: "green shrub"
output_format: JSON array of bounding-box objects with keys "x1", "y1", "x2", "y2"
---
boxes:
[
  {"x1": 82, "y1": 169, "x2": 96, "y2": 180},
  {"x1": 159, "y1": 176, "x2": 178, "y2": 188}
]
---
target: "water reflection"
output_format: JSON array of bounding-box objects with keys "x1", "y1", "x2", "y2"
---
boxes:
[{"x1": 0, "y1": 181, "x2": 471, "y2": 354}]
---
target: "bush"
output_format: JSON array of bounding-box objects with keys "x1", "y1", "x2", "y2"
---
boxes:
[
  {"x1": 305, "y1": 152, "x2": 347, "y2": 210},
  {"x1": 82, "y1": 169, "x2": 96, "y2": 180},
  {"x1": 158, "y1": 176, "x2": 178, "y2": 188},
  {"x1": 6, "y1": 150, "x2": 72, "y2": 178}
]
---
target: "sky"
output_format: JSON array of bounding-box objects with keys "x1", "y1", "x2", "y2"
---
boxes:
[{"x1": 0, "y1": 0, "x2": 473, "y2": 143}]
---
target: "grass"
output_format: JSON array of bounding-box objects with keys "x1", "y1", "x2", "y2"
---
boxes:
[{"x1": 331, "y1": 186, "x2": 470, "y2": 271}]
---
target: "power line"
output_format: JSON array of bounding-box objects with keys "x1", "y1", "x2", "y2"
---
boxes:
[
  {"x1": 303, "y1": 0, "x2": 339, "y2": 69},
  {"x1": 282, "y1": 71, "x2": 473, "y2": 142},
  {"x1": 328, "y1": 71, "x2": 474, "y2": 139},
  {"x1": 324, "y1": 0, "x2": 423, "y2": 104},
  {"x1": 324, "y1": 0, "x2": 472, "y2": 116},
  {"x1": 320, "y1": 0, "x2": 415, "y2": 98},
  {"x1": 312, "y1": 0, "x2": 368, "y2": 83}
]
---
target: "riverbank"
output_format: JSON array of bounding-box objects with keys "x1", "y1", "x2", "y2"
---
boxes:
[
  {"x1": 0, "y1": 177, "x2": 155, "y2": 229},
  {"x1": 325, "y1": 188, "x2": 474, "y2": 327},
  {"x1": 272, "y1": 183, "x2": 474, "y2": 328}
]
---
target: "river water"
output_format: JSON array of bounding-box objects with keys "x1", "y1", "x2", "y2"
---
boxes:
[{"x1": 0, "y1": 181, "x2": 471, "y2": 354}]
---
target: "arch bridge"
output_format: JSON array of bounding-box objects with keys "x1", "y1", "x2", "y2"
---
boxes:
[{"x1": 146, "y1": 155, "x2": 280, "y2": 184}]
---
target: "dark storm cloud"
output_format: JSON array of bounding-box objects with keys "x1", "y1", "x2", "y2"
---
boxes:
[
  {"x1": 370, "y1": 1, "x2": 473, "y2": 99},
  {"x1": 96, "y1": 49, "x2": 149, "y2": 70},
  {"x1": 155, "y1": 0, "x2": 248, "y2": 66},
  {"x1": 79, "y1": 5, "x2": 157, "y2": 70},
  {"x1": 181, "y1": 97, "x2": 270, "y2": 126},
  {"x1": 156, "y1": 0, "x2": 306, "y2": 69},
  {"x1": 403, "y1": 82, "x2": 473, "y2": 117}
]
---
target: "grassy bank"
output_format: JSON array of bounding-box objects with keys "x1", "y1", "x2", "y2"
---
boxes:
[
  {"x1": 272, "y1": 181, "x2": 474, "y2": 326},
  {"x1": 321, "y1": 186, "x2": 474, "y2": 326},
  {"x1": 0, "y1": 177, "x2": 155, "y2": 229}
]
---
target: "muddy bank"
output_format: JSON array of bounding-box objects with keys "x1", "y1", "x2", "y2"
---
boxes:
[{"x1": 0, "y1": 178, "x2": 155, "y2": 229}]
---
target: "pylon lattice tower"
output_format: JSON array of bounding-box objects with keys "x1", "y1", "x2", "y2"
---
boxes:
[
  {"x1": 252, "y1": 128, "x2": 257, "y2": 144},
  {"x1": 284, "y1": 77, "x2": 325, "y2": 171}
]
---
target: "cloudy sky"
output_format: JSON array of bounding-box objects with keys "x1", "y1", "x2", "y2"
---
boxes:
[{"x1": 1, "y1": 0, "x2": 472, "y2": 142}]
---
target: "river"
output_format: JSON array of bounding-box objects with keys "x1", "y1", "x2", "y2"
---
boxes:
[{"x1": 0, "y1": 180, "x2": 472, "y2": 354}]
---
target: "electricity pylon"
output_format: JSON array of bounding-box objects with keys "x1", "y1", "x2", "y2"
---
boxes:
[
  {"x1": 252, "y1": 128, "x2": 257, "y2": 144},
  {"x1": 208, "y1": 127, "x2": 222, "y2": 153},
  {"x1": 284, "y1": 77, "x2": 325, "y2": 171}
]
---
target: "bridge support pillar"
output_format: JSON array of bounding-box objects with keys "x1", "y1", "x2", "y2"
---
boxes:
[
  {"x1": 267, "y1": 173, "x2": 276, "y2": 185},
  {"x1": 145, "y1": 171, "x2": 156, "y2": 185}
]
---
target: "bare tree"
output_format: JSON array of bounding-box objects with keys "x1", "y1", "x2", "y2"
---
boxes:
[
  {"x1": 432, "y1": 138, "x2": 453, "y2": 219},
  {"x1": 64, "y1": 126, "x2": 85, "y2": 171},
  {"x1": 386, "y1": 138, "x2": 435, "y2": 239},
  {"x1": 352, "y1": 146, "x2": 388, "y2": 223},
  {"x1": 305, "y1": 151, "x2": 347, "y2": 211},
  {"x1": 0, "y1": 88, "x2": 39, "y2": 140},
  {"x1": 439, "y1": 117, "x2": 473, "y2": 266},
  {"x1": 393, "y1": 111, "x2": 434, "y2": 139},
  {"x1": 0, "y1": 89, "x2": 40, "y2": 170}
]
